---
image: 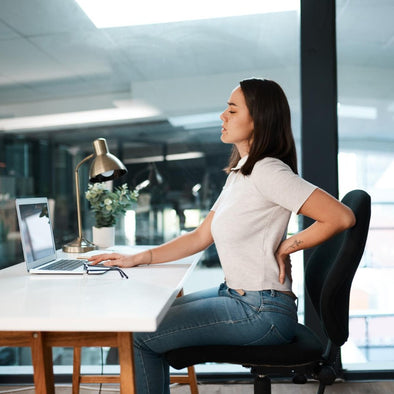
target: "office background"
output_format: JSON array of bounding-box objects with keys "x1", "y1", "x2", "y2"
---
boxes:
[{"x1": 0, "y1": 0, "x2": 393, "y2": 381}]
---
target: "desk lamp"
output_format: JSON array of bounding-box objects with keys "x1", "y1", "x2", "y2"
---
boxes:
[{"x1": 62, "y1": 138, "x2": 127, "y2": 253}]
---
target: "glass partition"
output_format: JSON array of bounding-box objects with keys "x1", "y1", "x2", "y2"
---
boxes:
[
  {"x1": 0, "y1": 2, "x2": 301, "y2": 377},
  {"x1": 337, "y1": 0, "x2": 394, "y2": 370},
  {"x1": 1, "y1": 0, "x2": 393, "y2": 379}
]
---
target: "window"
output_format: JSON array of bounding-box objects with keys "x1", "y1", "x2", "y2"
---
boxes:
[
  {"x1": 337, "y1": 0, "x2": 394, "y2": 370},
  {"x1": 0, "y1": 1, "x2": 301, "y2": 376}
]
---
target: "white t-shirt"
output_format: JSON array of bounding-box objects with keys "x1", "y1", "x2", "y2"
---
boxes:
[{"x1": 211, "y1": 156, "x2": 317, "y2": 292}]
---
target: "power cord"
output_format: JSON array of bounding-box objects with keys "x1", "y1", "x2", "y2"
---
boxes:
[
  {"x1": 99, "y1": 347, "x2": 104, "y2": 394},
  {"x1": 0, "y1": 388, "x2": 35, "y2": 393},
  {"x1": 0, "y1": 385, "x2": 121, "y2": 393}
]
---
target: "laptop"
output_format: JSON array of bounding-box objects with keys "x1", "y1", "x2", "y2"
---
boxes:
[{"x1": 15, "y1": 197, "x2": 86, "y2": 274}]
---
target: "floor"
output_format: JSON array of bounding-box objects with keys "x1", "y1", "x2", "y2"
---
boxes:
[{"x1": 0, "y1": 381, "x2": 393, "y2": 394}]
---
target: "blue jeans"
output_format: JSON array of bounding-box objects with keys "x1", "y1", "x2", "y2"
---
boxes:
[{"x1": 133, "y1": 283, "x2": 298, "y2": 393}]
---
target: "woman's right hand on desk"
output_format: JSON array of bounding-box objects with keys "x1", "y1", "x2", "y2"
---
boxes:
[
  {"x1": 87, "y1": 250, "x2": 152, "y2": 268},
  {"x1": 87, "y1": 253, "x2": 134, "y2": 267},
  {"x1": 87, "y1": 213, "x2": 213, "y2": 269}
]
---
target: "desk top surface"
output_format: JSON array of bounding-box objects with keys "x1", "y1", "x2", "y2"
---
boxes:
[{"x1": 0, "y1": 246, "x2": 201, "y2": 332}]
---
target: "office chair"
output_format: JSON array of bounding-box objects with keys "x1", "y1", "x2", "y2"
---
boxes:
[{"x1": 165, "y1": 189, "x2": 371, "y2": 394}]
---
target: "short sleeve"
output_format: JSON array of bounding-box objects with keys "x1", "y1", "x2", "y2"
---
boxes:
[
  {"x1": 251, "y1": 158, "x2": 317, "y2": 213},
  {"x1": 210, "y1": 172, "x2": 234, "y2": 212},
  {"x1": 211, "y1": 191, "x2": 223, "y2": 211}
]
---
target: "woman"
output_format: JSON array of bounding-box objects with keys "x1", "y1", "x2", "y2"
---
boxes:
[{"x1": 88, "y1": 78, "x2": 356, "y2": 394}]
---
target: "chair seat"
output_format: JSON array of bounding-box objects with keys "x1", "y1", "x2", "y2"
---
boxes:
[{"x1": 166, "y1": 323, "x2": 324, "y2": 370}]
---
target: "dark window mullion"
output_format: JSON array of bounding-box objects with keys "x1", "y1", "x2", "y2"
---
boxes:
[{"x1": 300, "y1": 0, "x2": 338, "y2": 343}]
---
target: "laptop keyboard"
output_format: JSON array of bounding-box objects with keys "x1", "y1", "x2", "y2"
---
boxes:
[{"x1": 39, "y1": 259, "x2": 85, "y2": 271}]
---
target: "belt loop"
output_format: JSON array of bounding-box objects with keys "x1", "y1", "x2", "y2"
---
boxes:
[{"x1": 270, "y1": 289, "x2": 275, "y2": 297}]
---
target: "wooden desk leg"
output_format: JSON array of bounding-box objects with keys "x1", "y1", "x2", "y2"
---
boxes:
[
  {"x1": 118, "y1": 332, "x2": 135, "y2": 394},
  {"x1": 174, "y1": 289, "x2": 199, "y2": 393},
  {"x1": 72, "y1": 347, "x2": 82, "y2": 394},
  {"x1": 30, "y1": 332, "x2": 55, "y2": 394}
]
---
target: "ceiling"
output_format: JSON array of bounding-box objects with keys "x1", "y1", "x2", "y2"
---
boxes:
[{"x1": 0, "y1": 0, "x2": 393, "y2": 155}]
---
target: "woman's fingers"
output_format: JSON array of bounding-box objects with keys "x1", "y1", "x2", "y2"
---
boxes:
[
  {"x1": 87, "y1": 253, "x2": 124, "y2": 265},
  {"x1": 275, "y1": 252, "x2": 292, "y2": 285}
]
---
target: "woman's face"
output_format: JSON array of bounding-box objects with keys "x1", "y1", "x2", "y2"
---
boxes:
[{"x1": 220, "y1": 86, "x2": 254, "y2": 156}]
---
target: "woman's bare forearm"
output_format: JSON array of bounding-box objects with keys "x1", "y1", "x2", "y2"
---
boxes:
[
  {"x1": 148, "y1": 230, "x2": 213, "y2": 264},
  {"x1": 275, "y1": 188, "x2": 356, "y2": 284},
  {"x1": 136, "y1": 211, "x2": 214, "y2": 265},
  {"x1": 88, "y1": 211, "x2": 215, "y2": 268}
]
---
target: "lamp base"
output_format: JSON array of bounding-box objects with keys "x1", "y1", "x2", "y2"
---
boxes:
[{"x1": 62, "y1": 236, "x2": 98, "y2": 253}]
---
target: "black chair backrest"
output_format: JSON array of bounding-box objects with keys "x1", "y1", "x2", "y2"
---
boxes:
[{"x1": 304, "y1": 189, "x2": 371, "y2": 347}]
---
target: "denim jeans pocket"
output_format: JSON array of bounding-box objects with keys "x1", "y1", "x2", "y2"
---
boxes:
[
  {"x1": 246, "y1": 323, "x2": 294, "y2": 346},
  {"x1": 261, "y1": 290, "x2": 298, "y2": 321},
  {"x1": 225, "y1": 286, "x2": 263, "y2": 314}
]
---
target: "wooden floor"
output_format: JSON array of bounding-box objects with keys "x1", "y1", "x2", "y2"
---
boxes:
[{"x1": 0, "y1": 381, "x2": 393, "y2": 394}]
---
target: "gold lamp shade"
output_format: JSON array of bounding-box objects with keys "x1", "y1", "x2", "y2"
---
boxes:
[
  {"x1": 62, "y1": 138, "x2": 128, "y2": 253},
  {"x1": 89, "y1": 138, "x2": 127, "y2": 182}
]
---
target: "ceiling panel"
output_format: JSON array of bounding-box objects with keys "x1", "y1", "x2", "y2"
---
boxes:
[
  {"x1": 29, "y1": 32, "x2": 113, "y2": 77},
  {"x1": 0, "y1": 20, "x2": 20, "y2": 40},
  {"x1": 0, "y1": 0, "x2": 392, "y2": 151},
  {"x1": 0, "y1": 0, "x2": 93, "y2": 36},
  {"x1": 0, "y1": 37, "x2": 76, "y2": 83}
]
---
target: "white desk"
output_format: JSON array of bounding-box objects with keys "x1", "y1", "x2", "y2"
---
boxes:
[{"x1": 0, "y1": 246, "x2": 202, "y2": 394}]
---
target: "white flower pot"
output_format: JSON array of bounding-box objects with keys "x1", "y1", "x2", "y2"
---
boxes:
[{"x1": 92, "y1": 226, "x2": 115, "y2": 249}]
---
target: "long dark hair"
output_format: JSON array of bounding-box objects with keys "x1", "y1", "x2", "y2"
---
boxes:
[{"x1": 225, "y1": 78, "x2": 298, "y2": 175}]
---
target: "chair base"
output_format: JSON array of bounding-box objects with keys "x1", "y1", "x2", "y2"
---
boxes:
[{"x1": 254, "y1": 375, "x2": 271, "y2": 394}]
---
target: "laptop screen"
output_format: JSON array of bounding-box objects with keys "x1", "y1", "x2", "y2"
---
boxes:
[{"x1": 16, "y1": 198, "x2": 56, "y2": 266}]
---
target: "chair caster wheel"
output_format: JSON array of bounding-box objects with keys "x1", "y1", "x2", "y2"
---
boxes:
[
  {"x1": 318, "y1": 366, "x2": 336, "y2": 385},
  {"x1": 293, "y1": 374, "x2": 307, "y2": 384}
]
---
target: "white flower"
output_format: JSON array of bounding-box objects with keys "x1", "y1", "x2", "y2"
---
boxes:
[{"x1": 104, "y1": 198, "x2": 112, "y2": 205}]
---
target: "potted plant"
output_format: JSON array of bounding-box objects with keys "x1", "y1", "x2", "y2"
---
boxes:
[{"x1": 85, "y1": 182, "x2": 138, "y2": 248}]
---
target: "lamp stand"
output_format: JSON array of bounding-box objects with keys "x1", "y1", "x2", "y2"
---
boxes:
[
  {"x1": 63, "y1": 154, "x2": 98, "y2": 253},
  {"x1": 62, "y1": 236, "x2": 97, "y2": 253}
]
